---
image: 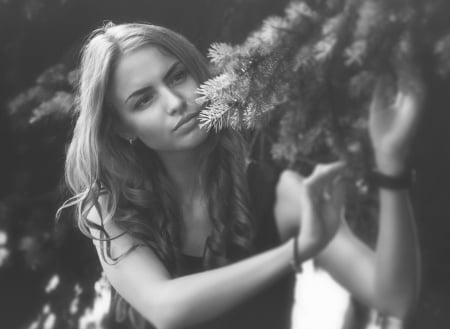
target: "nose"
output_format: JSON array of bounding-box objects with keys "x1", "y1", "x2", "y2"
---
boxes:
[{"x1": 162, "y1": 86, "x2": 186, "y2": 115}]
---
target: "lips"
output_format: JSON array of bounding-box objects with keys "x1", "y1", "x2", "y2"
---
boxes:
[{"x1": 173, "y1": 112, "x2": 199, "y2": 131}]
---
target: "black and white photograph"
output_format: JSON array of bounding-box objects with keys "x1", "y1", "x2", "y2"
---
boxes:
[{"x1": 0, "y1": 1, "x2": 449, "y2": 328}]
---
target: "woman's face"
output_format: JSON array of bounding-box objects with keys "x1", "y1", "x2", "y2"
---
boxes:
[{"x1": 108, "y1": 45, "x2": 208, "y2": 153}]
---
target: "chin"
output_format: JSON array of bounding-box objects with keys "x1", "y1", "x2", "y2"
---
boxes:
[
  {"x1": 143, "y1": 125, "x2": 210, "y2": 154},
  {"x1": 177, "y1": 125, "x2": 209, "y2": 150}
]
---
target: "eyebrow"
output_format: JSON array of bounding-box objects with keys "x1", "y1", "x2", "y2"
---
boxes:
[{"x1": 125, "y1": 61, "x2": 183, "y2": 104}]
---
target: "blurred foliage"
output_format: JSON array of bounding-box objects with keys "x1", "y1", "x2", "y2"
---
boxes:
[
  {"x1": 198, "y1": 0, "x2": 450, "y2": 169},
  {"x1": 196, "y1": 0, "x2": 450, "y2": 252},
  {"x1": 0, "y1": 0, "x2": 449, "y2": 329}
]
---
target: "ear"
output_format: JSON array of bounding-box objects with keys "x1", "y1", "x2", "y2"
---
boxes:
[{"x1": 112, "y1": 118, "x2": 136, "y2": 141}]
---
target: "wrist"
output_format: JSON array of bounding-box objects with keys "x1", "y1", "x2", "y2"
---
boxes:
[
  {"x1": 375, "y1": 153, "x2": 407, "y2": 176},
  {"x1": 368, "y1": 169, "x2": 415, "y2": 190}
]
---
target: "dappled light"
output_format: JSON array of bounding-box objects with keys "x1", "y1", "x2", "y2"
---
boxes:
[{"x1": 0, "y1": 1, "x2": 449, "y2": 329}]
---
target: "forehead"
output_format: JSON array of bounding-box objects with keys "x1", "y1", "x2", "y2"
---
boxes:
[{"x1": 109, "y1": 45, "x2": 178, "y2": 104}]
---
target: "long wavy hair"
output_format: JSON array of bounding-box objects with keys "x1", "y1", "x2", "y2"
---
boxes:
[{"x1": 58, "y1": 22, "x2": 255, "y2": 328}]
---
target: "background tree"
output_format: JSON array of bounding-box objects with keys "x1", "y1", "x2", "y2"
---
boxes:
[{"x1": 0, "y1": 1, "x2": 449, "y2": 329}]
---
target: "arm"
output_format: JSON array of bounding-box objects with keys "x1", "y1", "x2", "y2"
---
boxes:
[
  {"x1": 98, "y1": 227, "x2": 294, "y2": 329},
  {"x1": 276, "y1": 44, "x2": 423, "y2": 319},
  {"x1": 314, "y1": 186, "x2": 420, "y2": 318},
  {"x1": 363, "y1": 44, "x2": 423, "y2": 317},
  {"x1": 87, "y1": 177, "x2": 337, "y2": 329},
  {"x1": 374, "y1": 181, "x2": 420, "y2": 315}
]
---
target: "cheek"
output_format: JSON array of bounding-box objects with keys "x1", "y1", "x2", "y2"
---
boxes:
[
  {"x1": 182, "y1": 78, "x2": 201, "y2": 103},
  {"x1": 130, "y1": 112, "x2": 173, "y2": 149},
  {"x1": 138, "y1": 126, "x2": 171, "y2": 149}
]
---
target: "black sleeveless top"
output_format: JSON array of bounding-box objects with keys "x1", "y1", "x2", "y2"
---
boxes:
[{"x1": 110, "y1": 163, "x2": 295, "y2": 329}]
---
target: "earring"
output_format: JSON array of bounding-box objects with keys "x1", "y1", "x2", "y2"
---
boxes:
[{"x1": 128, "y1": 138, "x2": 135, "y2": 145}]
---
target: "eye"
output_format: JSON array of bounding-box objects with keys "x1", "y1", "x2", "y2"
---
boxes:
[
  {"x1": 169, "y1": 69, "x2": 188, "y2": 85},
  {"x1": 134, "y1": 93, "x2": 154, "y2": 109}
]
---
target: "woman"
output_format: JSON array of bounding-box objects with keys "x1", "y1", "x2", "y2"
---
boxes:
[{"x1": 59, "y1": 22, "x2": 421, "y2": 329}]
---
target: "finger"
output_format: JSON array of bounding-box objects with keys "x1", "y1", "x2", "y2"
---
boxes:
[
  {"x1": 387, "y1": 36, "x2": 425, "y2": 142},
  {"x1": 392, "y1": 34, "x2": 425, "y2": 104},
  {"x1": 369, "y1": 74, "x2": 396, "y2": 115},
  {"x1": 322, "y1": 174, "x2": 343, "y2": 200},
  {"x1": 394, "y1": 84, "x2": 425, "y2": 140},
  {"x1": 393, "y1": 91, "x2": 404, "y2": 110},
  {"x1": 307, "y1": 162, "x2": 346, "y2": 200},
  {"x1": 396, "y1": 61, "x2": 424, "y2": 104},
  {"x1": 321, "y1": 179, "x2": 347, "y2": 237},
  {"x1": 310, "y1": 161, "x2": 347, "y2": 184},
  {"x1": 393, "y1": 34, "x2": 419, "y2": 82},
  {"x1": 323, "y1": 176, "x2": 345, "y2": 204}
]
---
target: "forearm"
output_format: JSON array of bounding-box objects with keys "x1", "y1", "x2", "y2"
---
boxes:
[
  {"x1": 144, "y1": 239, "x2": 295, "y2": 329},
  {"x1": 375, "y1": 187, "x2": 421, "y2": 318}
]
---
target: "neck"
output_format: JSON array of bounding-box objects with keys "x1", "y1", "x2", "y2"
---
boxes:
[{"x1": 157, "y1": 146, "x2": 206, "y2": 198}]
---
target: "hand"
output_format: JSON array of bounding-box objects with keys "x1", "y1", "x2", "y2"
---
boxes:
[
  {"x1": 277, "y1": 161, "x2": 347, "y2": 260},
  {"x1": 369, "y1": 38, "x2": 425, "y2": 175}
]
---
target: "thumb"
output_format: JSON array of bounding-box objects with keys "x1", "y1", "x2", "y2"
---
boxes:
[
  {"x1": 370, "y1": 74, "x2": 394, "y2": 115},
  {"x1": 308, "y1": 161, "x2": 347, "y2": 187}
]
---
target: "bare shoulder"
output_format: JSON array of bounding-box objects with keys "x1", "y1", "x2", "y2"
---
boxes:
[
  {"x1": 85, "y1": 194, "x2": 123, "y2": 244},
  {"x1": 83, "y1": 194, "x2": 171, "y2": 326},
  {"x1": 85, "y1": 194, "x2": 149, "y2": 266}
]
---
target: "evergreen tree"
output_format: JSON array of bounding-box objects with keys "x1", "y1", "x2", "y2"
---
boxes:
[{"x1": 1, "y1": 0, "x2": 449, "y2": 328}]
